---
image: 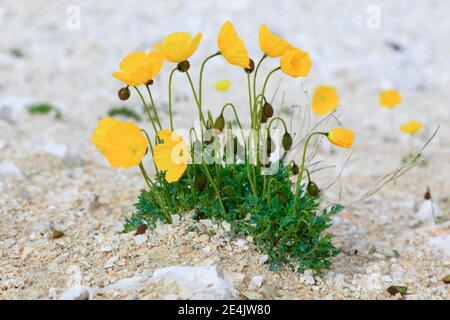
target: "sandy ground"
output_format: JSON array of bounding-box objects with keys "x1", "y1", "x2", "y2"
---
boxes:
[{"x1": 1, "y1": 0, "x2": 449, "y2": 299}]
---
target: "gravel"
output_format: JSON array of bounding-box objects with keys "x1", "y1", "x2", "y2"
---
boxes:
[{"x1": 1, "y1": 0, "x2": 449, "y2": 300}]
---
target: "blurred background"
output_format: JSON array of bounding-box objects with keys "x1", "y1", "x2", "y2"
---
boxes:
[{"x1": 1, "y1": 0, "x2": 449, "y2": 300}]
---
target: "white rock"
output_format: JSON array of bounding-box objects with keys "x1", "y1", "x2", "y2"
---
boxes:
[
  {"x1": 2, "y1": 238, "x2": 16, "y2": 248},
  {"x1": 200, "y1": 219, "x2": 214, "y2": 228},
  {"x1": 250, "y1": 275, "x2": 265, "y2": 288},
  {"x1": 104, "y1": 257, "x2": 118, "y2": 269},
  {"x1": 133, "y1": 234, "x2": 148, "y2": 246},
  {"x1": 258, "y1": 255, "x2": 269, "y2": 265},
  {"x1": 40, "y1": 140, "x2": 68, "y2": 158},
  {"x1": 224, "y1": 271, "x2": 245, "y2": 287},
  {"x1": 428, "y1": 235, "x2": 450, "y2": 257},
  {"x1": 171, "y1": 214, "x2": 181, "y2": 225},
  {"x1": 0, "y1": 160, "x2": 22, "y2": 177},
  {"x1": 416, "y1": 200, "x2": 443, "y2": 225},
  {"x1": 236, "y1": 239, "x2": 246, "y2": 248},
  {"x1": 302, "y1": 274, "x2": 316, "y2": 285},
  {"x1": 59, "y1": 285, "x2": 90, "y2": 300},
  {"x1": 66, "y1": 265, "x2": 83, "y2": 287},
  {"x1": 202, "y1": 245, "x2": 211, "y2": 255},
  {"x1": 150, "y1": 265, "x2": 237, "y2": 299},
  {"x1": 108, "y1": 275, "x2": 147, "y2": 292},
  {"x1": 101, "y1": 244, "x2": 113, "y2": 252},
  {"x1": 221, "y1": 221, "x2": 231, "y2": 232}
]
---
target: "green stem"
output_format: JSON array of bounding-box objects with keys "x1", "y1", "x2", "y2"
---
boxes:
[
  {"x1": 199, "y1": 52, "x2": 221, "y2": 107},
  {"x1": 267, "y1": 116, "x2": 288, "y2": 133},
  {"x1": 247, "y1": 73, "x2": 253, "y2": 126},
  {"x1": 134, "y1": 86, "x2": 158, "y2": 133},
  {"x1": 168, "y1": 68, "x2": 177, "y2": 131},
  {"x1": 295, "y1": 132, "x2": 327, "y2": 195},
  {"x1": 202, "y1": 162, "x2": 227, "y2": 215},
  {"x1": 146, "y1": 85, "x2": 162, "y2": 130},
  {"x1": 253, "y1": 54, "x2": 267, "y2": 111},
  {"x1": 185, "y1": 71, "x2": 205, "y2": 126}
]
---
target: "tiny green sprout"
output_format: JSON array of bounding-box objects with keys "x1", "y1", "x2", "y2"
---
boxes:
[
  {"x1": 107, "y1": 107, "x2": 142, "y2": 121},
  {"x1": 27, "y1": 103, "x2": 62, "y2": 120}
]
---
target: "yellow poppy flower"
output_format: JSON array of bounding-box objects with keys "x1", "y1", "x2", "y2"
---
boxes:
[
  {"x1": 280, "y1": 48, "x2": 312, "y2": 78},
  {"x1": 259, "y1": 24, "x2": 292, "y2": 57},
  {"x1": 379, "y1": 89, "x2": 401, "y2": 108},
  {"x1": 312, "y1": 85, "x2": 339, "y2": 115},
  {"x1": 112, "y1": 51, "x2": 164, "y2": 86},
  {"x1": 92, "y1": 117, "x2": 148, "y2": 169},
  {"x1": 155, "y1": 32, "x2": 202, "y2": 63},
  {"x1": 217, "y1": 21, "x2": 250, "y2": 68},
  {"x1": 153, "y1": 130, "x2": 188, "y2": 183},
  {"x1": 214, "y1": 79, "x2": 231, "y2": 91},
  {"x1": 400, "y1": 120, "x2": 423, "y2": 135},
  {"x1": 327, "y1": 128, "x2": 354, "y2": 149}
]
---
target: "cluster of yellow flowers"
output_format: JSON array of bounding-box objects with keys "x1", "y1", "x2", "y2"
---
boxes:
[
  {"x1": 379, "y1": 89, "x2": 423, "y2": 135},
  {"x1": 93, "y1": 21, "x2": 354, "y2": 187}
]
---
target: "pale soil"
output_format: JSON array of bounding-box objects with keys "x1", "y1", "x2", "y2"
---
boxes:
[{"x1": 1, "y1": 0, "x2": 449, "y2": 299}]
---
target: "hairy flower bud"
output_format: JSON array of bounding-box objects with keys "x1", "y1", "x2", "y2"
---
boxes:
[
  {"x1": 244, "y1": 58, "x2": 255, "y2": 74},
  {"x1": 262, "y1": 102, "x2": 274, "y2": 118},
  {"x1": 282, "y1": 132, "x2": 293, "y2": 151},
  {"x1": 291, "y1": 163, "x2": 299, "y2": 175},
  {"x1": 214, "y1": 113, "x2": 225, "y2": 132},
  {"x1": 261, "y1": 112, "x2": 268, "y2": 123},
  {"x1": 177, "y1": 60, "x2": 190, "y2": 72},
  {"x1": 307, "y1": 181, "x2": 320, "y2": 198},
  {"x1": 118, "y1": 87, "x2": 130, "y2": 100}
]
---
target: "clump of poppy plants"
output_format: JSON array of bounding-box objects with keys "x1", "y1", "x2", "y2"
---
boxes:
[{"x1": 92, "y1": 22, "x2": 355, "y2": 272}]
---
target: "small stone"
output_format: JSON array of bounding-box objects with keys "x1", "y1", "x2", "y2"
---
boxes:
[
  {"x1": 101, "y1": 244, "x2": 113, "y2": 252},
  {"x1": 258, "y1": 255, "x2": 269, "y2": 265},
  {"x1": 221, "y1": 221, "x2": 231, "y2": 232},
  {"x1": 2, "y1": 239, "x2": 16, "y2": 248},
  {"x1": 0, "y1": 160, "x2": 22, "y2": 177},
  {"x1": 302, "y1": 274, "x2": 315, "y2": 285},
  {"x1": 104, "y1": 257, "x2": 118, "y2": 269},
  {"x1": 202, "y1": 245, "x2": 211, "y2": 255},
  {"x1": 59, "y1": 285, "x2": 90, "y2": 300},
  {"x1": 224, "y1": 271, "x2": 245, "y2": 287},
  {"x1": 171, "y1": 214, "x2": 181, "y2": 225},
  {"x1": 134, "y1": 234, "x2": 148, "y2": 246},
  {"x1": 250, "y1": 276, "x2": 264, "y2": 288},
  {"x1": 236, "y1": 239, "x2": 246, "y2": 248}
]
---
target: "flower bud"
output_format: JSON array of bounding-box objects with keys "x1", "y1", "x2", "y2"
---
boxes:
[
  {"x1": 261, "y1": 112, "x2": 268, "y2": 123},
  {"x1": 244, "y1": 58, "x2": 255, "y2": 74},
  {"x1": 307, "y1": 181, "x2": 320, "y2": 198},
  {"x1": 177, "y1": 60, "x2": 190, "y2": 72},
  {"x1": 213, "y1": 113, "x2": 225, "y2": 132},
  {"x1": 118, "y1": 87, "x2": 130, "y2": 100},
  {"x1": 266, "y1": 136, "x2": 275, "y2": 156},
  {"x1": 282, "y1": 132, "x2": 293, "y2": 151},
  {"x1": 263, "y1": 102, "x2": 274, "y2": 118},
  {"x1": 291, "y1": 163, "x2": 299, "y2": 175},
  {"x1": 195, "y1": 173, "x2": 207, "y2": 190}
]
